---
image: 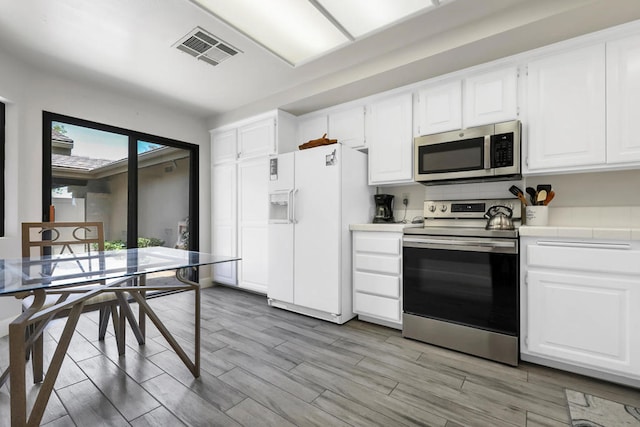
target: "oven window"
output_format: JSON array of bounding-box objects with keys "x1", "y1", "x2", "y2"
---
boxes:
[
  {"x1": 403, "y1": 246, "x2": 518, "y2": 335},
  {"x1": 419, "y1": 137, "x2": 484, "y2": 174}
]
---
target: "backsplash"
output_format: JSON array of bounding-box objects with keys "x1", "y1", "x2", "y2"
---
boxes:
[
  {"x1": 525, "y1": 169, "x2": 640, "y2": 207},
  {"x1": 422, "y1": 179, "x2": 525, "y2": 201},
  {"x1": 548, "y1": 206, "x2": 640, "y2": 228},
  {"x1": 382, "y1": 169, "x2": 640, "y2": 225},
  {"x1": 382, "y1": 179, "x2": 524, "y2": 215}
]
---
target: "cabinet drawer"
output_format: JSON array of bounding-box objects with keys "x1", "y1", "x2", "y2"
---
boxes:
[
  {"x1": 354, "y1": 271, "x2": 400, "y2": 298},
  {"x1": 354, "y1": 293, "x2": 400, "y2": 322},
  {"x1": 528, "y1": 243, "x2": 640, "y2": 275},
  {"x1": 354, "y1": 253, "x2": 400, "y2": 275},
  {"x1": 354, "y1": 235, "x2": 401, "y2": 255}
]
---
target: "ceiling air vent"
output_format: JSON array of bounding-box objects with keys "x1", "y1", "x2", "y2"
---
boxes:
[{"x1": 174, "y1": 27, "x2": 241, "y2": 67}]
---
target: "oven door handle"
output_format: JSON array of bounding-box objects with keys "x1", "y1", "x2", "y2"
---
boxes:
[{"x1": 403, "y1": 237, "x2": 518, "y2": 253}]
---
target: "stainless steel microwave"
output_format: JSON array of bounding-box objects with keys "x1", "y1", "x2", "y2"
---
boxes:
[{"x1": 414, "y1": 120, "x2": 521, "y2": 184}]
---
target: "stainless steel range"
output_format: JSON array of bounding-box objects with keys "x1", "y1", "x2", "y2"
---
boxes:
[{"x1": 402, "y1": 198, "x2": 521, "y2": 366}]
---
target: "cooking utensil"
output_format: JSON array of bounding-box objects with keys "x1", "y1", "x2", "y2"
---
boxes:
[
  {"x1": 543, "y1": 190, "x2": 555, "y2": 206},
  {"x1": 508, "y1": 185, "x2": 528, "y2": 206},
  {"x1": 536, "y1": 184, "x2": 552, "y2": 194},
  {"x1": 536, "y1": 189, "x2": 548, "y2": 205},
  {"x1": 484, "y1": 205, "x2": 515, "y2": 230},
  {"x1": 526, "y1": 187, "x2": 537, "y2": 205}
]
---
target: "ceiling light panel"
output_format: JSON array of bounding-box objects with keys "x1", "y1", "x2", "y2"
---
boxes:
[
  {"x1": 192, "y1": 0, "x2": 349, "y2": 65},
  {"x1": 316, "y1": 0, "x2": 433, "y2": 38}
]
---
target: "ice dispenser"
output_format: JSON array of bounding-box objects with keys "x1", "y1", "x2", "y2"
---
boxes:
[{"x1": 269, "y1": 191, "x2": 293, "y2": 223}]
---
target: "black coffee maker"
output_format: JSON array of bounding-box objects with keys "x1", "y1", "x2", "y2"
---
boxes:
[{"x1": 373, "y1": 194, "x2": 395, "y2": 223}]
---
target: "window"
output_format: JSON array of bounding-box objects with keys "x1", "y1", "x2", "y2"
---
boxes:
[
  {"x1": 0, "y1": 102, "x2": 5, "y2": 237},
  {"x1": 42, "y1": 112, "x2": 199, "y2": 250}
]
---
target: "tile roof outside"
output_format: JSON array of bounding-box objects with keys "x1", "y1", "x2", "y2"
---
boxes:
[{"x1": 52, "y1": 154, "x2": 114, "y2": 171}]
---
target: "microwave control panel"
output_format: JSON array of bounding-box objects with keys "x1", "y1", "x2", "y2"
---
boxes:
[{"x1": 491, "y1": 132, "x2": 514, "y2": 168}]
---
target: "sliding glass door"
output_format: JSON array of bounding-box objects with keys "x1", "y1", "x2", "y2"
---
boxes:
[
  {"x1": 43, "y1": 112, "x2": 198, "y2": 250},
  {"x1": 137, "y1": 140, "x2": 192, "y2": 250}
]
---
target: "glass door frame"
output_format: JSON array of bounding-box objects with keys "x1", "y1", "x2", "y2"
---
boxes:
[{"x1": 42, "y1": 111, "x2": 199, "y2": 250}]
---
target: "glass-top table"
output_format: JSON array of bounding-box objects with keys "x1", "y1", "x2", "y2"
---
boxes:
[
  {"x1": 0, "y1": 247, "x2": 240, "y2": 427},
  {"x1": 0, "y1": 246, "x2": 239, "y2": 295}
]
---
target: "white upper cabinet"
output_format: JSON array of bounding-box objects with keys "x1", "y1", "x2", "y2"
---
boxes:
[
  {"x1": 367, "y1": 93, "x2": 413, "y2": 185},
  {"x1": 211, "y1": 129, "x2": 237, "y2": 164},
  {"x1": 415, "y1": 80, "x2": 462, "y2": 136},
  {"x1": 238, "y1": 117, "x2": 276, "y2": 159},
  {"x1": 525, "y1": 44, "x2": 606, "y2": 172},
  {"x1": 607, "y1": 33, "x2": 640, "y2": 164},
  {"x1": 298, "y1": 115, "x2": 328, "y2": 145},
  {"x1": 415, "y1": 67, "x2": 518, "y2": 136},
  {"x1": 463, "y1": 67, "x2": 518, "y2": 128},
  {"x1": 211, "y1": 110, "x2": 297, "y2": 165},
  {"x1": 329, "y1": 106, "x2": 366, "y2": 149}
]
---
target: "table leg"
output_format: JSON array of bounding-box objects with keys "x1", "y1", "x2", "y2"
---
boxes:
[
  {"x1": 31, "y1": 324, "x2": 43, "y2": 383},
  {"x1": 176, "y1": 267, "x2": 200, "y2": 378},
  {"x1": 9, "y1": 318, "x2": 27, "y2": 426},
  {"x1": 138, "y1": 274, "x2": 146, "y2": 341},
  {"x1": 115, "y1": 292, "x2": 144, "y2": 345},
  {"x1": 8, "y1": 290, "x2": 46, "y2": 427},
  {"x1": 131, "y1": 289, "x2": 200, "y2": 378},
  {"x1": 27, "y1": 301, "x2": 85, "y2": 427}
]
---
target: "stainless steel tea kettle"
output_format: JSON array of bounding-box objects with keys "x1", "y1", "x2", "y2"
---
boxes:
[{"x1": 484, "y1": 205, "x2": 515, "y2": 230}]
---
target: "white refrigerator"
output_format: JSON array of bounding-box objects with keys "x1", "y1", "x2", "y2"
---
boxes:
[{"x1": 267, "y1": 144, "x2": 372, "y2": 324}]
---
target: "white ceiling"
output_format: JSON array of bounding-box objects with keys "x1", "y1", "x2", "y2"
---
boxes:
[{"x1": 1, "y1": 0, "x2": 640, "y2": 127}]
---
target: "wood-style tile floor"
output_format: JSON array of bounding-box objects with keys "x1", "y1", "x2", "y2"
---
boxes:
[{"x1": 1, "y1": 285, "x2": 639, "y2": 426}]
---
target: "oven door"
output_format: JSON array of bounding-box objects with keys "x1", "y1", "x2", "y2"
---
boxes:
[{"x1": 402, "y1": 235, "x2": 518, "y2": 336}]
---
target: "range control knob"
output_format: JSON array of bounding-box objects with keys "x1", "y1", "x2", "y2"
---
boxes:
[
  {"x1": 440, "y1": 205, "x2": 448, "y2": 213},
  {"x1": 428, "y1": 204, "x2": 436, "y2": 213}
]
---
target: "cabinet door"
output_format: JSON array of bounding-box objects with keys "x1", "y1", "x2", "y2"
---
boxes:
[
  {"x1": 211, "y1": 129, "x2": 237, "y2": 164},
  {"x1": 211, "y1": 164, "x2": 236, "y2": 285},
  {"x1": 526, "y1": 44, "x2": 606, "y2": 171},
  {"x1": 607, "y1": 34, "x2": 640, "y2": 164},
  {"x1": 367, "y1": 93, "x2": 413, "y2": 185},
  {"x1": 415, "y1": 80, "x2": 462, "y2": 135},
  {"x1": 237, "y1": 158, "x2": 269, "y2": 293},
  {"x1": 298, "y1": 115, "x2": 328, "y2": 145},
  {"x1": 463, "y1": 67, "x2": 518, "y2": 127},
  {"x1": 527, "y1": 270, "x2": 640, "y2": 376},
  {"x1": 329, "y1": 106, "x2": 366, "y2": 149},
  {"x1": 238, "y1": 118, "x2": 276, "y2": 159}
]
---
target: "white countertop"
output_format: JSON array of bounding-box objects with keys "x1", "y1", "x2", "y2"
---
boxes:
[
  {"x1": 349, "y1": 223, "x2": 423, "y2": 232},
  {"x1": 519, "y1": 225, "x2": 640, "y2": 240}
]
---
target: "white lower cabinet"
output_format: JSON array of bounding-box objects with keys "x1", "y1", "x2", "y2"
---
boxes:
[
  {"x1": 352, "y1": 231, "x2": 403, "y2": 329},
  {"x1": 522, "y1": 238, "x2": 640, "y2": 383}
]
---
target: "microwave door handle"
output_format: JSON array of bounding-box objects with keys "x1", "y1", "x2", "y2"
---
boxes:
[{"x1": 484, "y1": 135, "x2": 491, "y2": 169}]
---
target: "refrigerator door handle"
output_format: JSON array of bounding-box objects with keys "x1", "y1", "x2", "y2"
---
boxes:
[
  {"x1": 292, "y1": 189, "x2": 299, "y2": 224},
  {"x1": 286, "y1": 189, "x2": 294, "y2": 223}
]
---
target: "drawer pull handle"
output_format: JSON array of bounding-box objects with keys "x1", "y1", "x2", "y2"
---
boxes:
[{"x1": 536, "y1": 241, "x2": 631, "y2": 250}]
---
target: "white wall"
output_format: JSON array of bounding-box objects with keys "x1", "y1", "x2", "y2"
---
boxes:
[{"x1": 0, "y1": 48, "x2": 211, "y2": 336}]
